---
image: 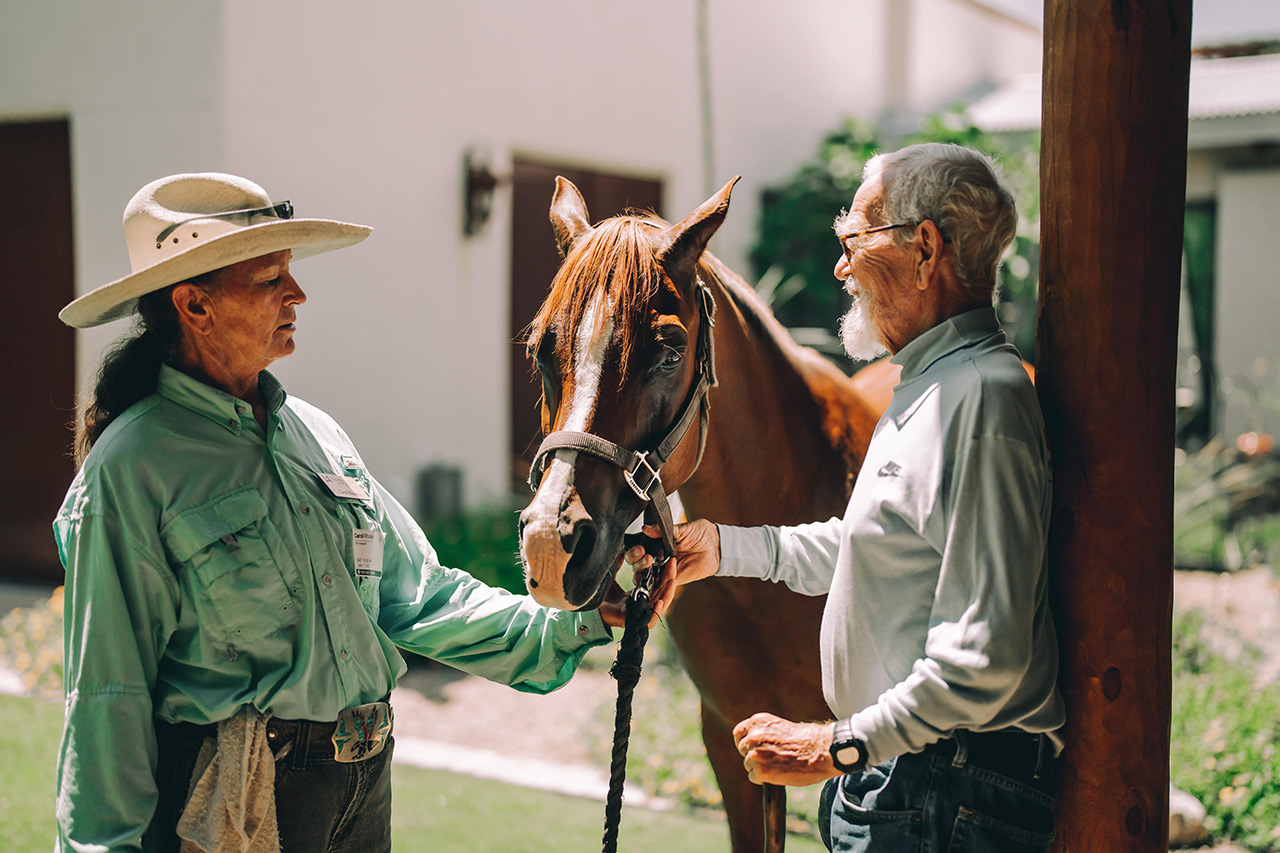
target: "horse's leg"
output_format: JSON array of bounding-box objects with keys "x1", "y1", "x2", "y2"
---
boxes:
[
  {"x1": 702, "y1": 700, "x2": 765, "y2": 853},
  {"x1": 668, "y1": 577, "x2": 829, "y2": 852}
]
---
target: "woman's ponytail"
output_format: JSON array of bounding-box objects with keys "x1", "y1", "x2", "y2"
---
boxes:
[{"x1": 74, "y1": 284, "x2": 186, "y2": 466}]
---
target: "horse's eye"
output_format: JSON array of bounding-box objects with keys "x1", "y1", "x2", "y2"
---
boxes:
[
  {"x1": 530, "y1": 331, "x2": 556, "y2": 369},
  {"x1": 658, "y1": 347, "x2": 684, "y2": 371}
]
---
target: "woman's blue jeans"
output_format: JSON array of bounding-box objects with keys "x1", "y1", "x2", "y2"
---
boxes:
[
  {"x1": 818, "y1": 735, "x2": 1057, "y2": 852},
  {"x1": 147, "y1": 726, "x2": 394, "y2": 852}
]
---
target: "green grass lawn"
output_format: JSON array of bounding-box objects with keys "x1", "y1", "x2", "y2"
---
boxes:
[
  {"x1": 390, "y1": 765, "x2": 824, "y2": 852},
  {"x1": 0, "y1": 693, "x2": 60, "y2": 851},
  {"x1": 0, "y1": 692, "x2": 824, "y2": 852}
]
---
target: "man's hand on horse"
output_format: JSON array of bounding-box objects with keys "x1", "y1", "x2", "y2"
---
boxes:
[
  {"x1": 733, "y1": 712, "x2": 841, "y2": 787},
  {"x1": 600, "y1": 538, "x2": 677, "y2": 629},
  {"x1": 627, "y1": 519, "x2": 720, "y2": 605}
]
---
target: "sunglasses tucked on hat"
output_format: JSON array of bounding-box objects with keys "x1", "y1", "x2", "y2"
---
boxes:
[{"x1": 59, "y1": 172, "x2": 372, "y2": 328}]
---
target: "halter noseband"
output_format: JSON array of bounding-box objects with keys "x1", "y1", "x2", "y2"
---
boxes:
[{"x1": 527, "y1": 278, "x2": 718, "y2": 567}]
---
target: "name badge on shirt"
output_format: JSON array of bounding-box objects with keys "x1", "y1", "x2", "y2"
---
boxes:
[
  {"x1": 353, "y1": 529, "x2": 385, "y2": 578},
  {"x1": 318, "y1": 472, "x2": 372, "y2": 502}
]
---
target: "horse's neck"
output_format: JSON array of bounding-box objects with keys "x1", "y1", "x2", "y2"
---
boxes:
[{"x1": 679, "y1": 261, "x2": 880, "y2": 527}]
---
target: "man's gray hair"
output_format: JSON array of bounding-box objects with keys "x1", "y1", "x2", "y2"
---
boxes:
[{"x1": 864, "y1": 143, "x2": 1017, "y2": 302}]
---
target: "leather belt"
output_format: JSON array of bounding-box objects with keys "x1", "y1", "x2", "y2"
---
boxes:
[
  {"x1": 926, "y1": 729, "x2": 1054, "y2": 782},
  {"x1": 156, "y1": 697, "x2": 393, "y2": 765},
  {"x1": 264, "y1": 717, "x2": 341, "y2": 752}
]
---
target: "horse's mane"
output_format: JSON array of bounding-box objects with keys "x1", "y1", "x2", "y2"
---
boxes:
[{"x1": 530, "y1": 213, "x2": 667, "y2": 385}]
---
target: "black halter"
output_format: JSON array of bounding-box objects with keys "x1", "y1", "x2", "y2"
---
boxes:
[{"x1": 527, "y1": 278, "x2": 718, "y2": 566}]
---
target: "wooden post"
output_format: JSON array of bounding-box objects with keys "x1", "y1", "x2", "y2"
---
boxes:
[{"x1": 1036, "y1": 2, "x2": 1191, "y2": 850}]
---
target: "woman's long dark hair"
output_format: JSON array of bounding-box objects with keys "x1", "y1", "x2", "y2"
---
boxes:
[{"x1": 74, "y1": 276, "x2": 210, "y2": 466}]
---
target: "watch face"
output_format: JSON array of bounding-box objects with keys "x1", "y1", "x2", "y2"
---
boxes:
[{"x1": 835, "y1": 744, "x2": 861, "y2": 766}]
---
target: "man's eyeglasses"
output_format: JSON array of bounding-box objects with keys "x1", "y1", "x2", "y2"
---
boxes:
[
  {"x1": 155, "y1": 200, "x2": 295, "y2": 248},
  {"x1": 838, "y1": 220, "x2": 950, "y2": 263}
]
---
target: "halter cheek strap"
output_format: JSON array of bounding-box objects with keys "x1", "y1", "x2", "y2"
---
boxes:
[{"x1": 528, "y1": 278, "x2": 718, "y2": 567}]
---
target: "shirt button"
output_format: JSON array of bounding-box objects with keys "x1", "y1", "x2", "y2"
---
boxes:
[
  {"x1": 322, "y1": 574, "x2": 333, "y2": 585},
  {"x1": 301, "y1": 505, "x2": 311, "y2": 515},
  {"x1": 236, "y1": 405, "x2": 247, "y2": 414},
  {"x1": 340, "y1": 649, "x2": 349, "y2": 660},
  {"x1": 227, "y1": 418, "x2": 237, "y2": 429},
  {"x1": 578, "y1": 624, "x2": 590, "y2": 635}
]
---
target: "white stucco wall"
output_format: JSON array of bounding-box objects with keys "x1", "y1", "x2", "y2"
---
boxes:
[
  {"x1": 2, "y1": 0, "x2": 1045, "y2": 511},
  {"x1": 901, "y1": 0, "x2": 1041, "y2": 120},
  {"x1": 1215, "y1": 168, "x2": 1280, "y2": 442}
]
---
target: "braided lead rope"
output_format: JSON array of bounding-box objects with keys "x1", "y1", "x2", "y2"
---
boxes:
[{"x1": 600, "y1": 575, "x2": 658, "y2": 853}]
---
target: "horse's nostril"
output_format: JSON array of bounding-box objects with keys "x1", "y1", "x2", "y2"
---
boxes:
[{"x1": 560, "y1": 518, "x2": 597, "y2": 561}]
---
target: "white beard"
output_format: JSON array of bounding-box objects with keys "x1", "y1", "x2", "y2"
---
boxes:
[{"x1": 839, "y1": 292, "x2": 889, "y2": 361}]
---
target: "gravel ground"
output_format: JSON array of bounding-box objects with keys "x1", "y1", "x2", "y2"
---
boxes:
[
  {"x1": 390, "y1": 648, "x2": 617, "y2": 770},
  {"x1": 1173, "y1": 565, "x2": 1280, "y2": 683}
]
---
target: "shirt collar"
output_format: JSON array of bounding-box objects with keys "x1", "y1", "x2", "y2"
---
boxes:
[
  {"x1": 890, "y1": 307, "x2": 1004, "y2": 384},
  {"x1": 157, "y1": 363, "x2": 288, "y2": 435}
]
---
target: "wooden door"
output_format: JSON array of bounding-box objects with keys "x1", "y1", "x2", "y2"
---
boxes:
[
  {"x1": 0, "y1": 120, "x2": 77, "y2": 580},
  {"x1": 508, "y1": 160, "x2": 662, "y2": 487}
]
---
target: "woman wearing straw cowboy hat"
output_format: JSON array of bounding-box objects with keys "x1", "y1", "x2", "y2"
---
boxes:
[{"x1": 53, "y1": 173, "x2": 630, "y2": 852}]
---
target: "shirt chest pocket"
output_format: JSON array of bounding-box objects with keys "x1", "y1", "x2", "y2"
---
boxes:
[
  {"x1": 162, "y1": 488, "x2": 301, "y2": 645},
  {"x1": 334, "y1": 498, "x2": 383, "y2": 621}
]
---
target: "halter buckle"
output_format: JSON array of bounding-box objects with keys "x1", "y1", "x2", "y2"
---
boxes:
[{"x1": 623, "y1": 451, "x2": 661, "y2": 501}]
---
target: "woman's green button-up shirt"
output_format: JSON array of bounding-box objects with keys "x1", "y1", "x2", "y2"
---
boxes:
[{"x1": 53, "y1": 365, "x2": 611, "y2": 851}]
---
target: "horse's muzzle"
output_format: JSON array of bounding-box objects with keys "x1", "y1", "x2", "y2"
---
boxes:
[{"x1": 519, "y1": 496, "x2": 609, "y2": 610}]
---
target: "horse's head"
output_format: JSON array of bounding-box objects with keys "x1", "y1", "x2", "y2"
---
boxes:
[{"x1": 518, "y1": 176, "x2": 738, "y2": 611}]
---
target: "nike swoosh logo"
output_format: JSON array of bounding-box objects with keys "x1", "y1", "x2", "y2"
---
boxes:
[{"x1": 877, "y1": 461, "x2": 902, "y2": 477}]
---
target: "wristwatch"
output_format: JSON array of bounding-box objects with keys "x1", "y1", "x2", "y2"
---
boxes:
[{"x1": 829, "y1": 719, "x2": 867, "y2": 774}]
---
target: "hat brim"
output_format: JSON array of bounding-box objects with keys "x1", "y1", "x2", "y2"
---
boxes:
[{"x1": 59, "y1": 218, "x2": 372, "y2": 328}]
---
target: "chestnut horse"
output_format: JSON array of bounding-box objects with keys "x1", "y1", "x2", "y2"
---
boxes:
[{"x1": 518, "y1": 177, "x2": 891, "y2": 851}]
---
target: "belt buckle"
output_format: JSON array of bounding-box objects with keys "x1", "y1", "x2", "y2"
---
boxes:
[{"x1": 332, "y1": 701, "x2": 393, "y2": 763}]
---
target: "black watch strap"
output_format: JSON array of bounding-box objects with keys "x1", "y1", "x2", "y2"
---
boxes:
[{"x1": 830, "y1": 719, "x2": 867, "y2": 774}]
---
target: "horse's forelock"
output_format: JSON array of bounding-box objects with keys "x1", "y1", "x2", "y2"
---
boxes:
[{"x1": 532, "y1": 215, "x2": 668, "y2": 387}]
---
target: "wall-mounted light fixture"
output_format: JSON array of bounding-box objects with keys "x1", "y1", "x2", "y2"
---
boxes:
[{"x1": 463, "y1": 150, "x2": 508, "y2": 237}]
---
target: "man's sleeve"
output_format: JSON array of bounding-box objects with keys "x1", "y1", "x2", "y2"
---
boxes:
[
  {"x1": 847, "y1": 435, "x2": 1050, "y2": 764},
  {"x1": 54, "y1": 503, "x2": 179, "y2": 852},
  {"x1": 371, "y1": 484, "x2": 612, "y2": 695},
  {"x1": 716, "y1": 516, "x2": 844, "y2": 596}
]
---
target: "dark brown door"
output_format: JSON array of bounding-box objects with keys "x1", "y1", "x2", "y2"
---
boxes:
[
  {"x1": 509, "y1": 160, "x2": 662, "y2": 488},
  {"x1": 0, "y1": 120, "x2": 77, "y2": 580}
]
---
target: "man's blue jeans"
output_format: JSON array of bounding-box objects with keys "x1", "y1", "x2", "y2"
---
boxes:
[{"x1": 818, "y1": 733, "x2": 1057, "y2": 852}]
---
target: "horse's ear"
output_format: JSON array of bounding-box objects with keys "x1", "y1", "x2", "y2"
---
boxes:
[
  {"x1": 549, "y1": 177, "x2": 593, "y2": 259},
  {"x1": 655, "y1": 176, "x2": 741, "y2": 282}
]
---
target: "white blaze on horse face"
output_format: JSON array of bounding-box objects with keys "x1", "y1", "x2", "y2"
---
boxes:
[
  {"x1": 521, "y1": 289, "x2": 614, "y2": 609},
  {"x1": 565, "y1": 288, "x2": 612, "y2": 433}
]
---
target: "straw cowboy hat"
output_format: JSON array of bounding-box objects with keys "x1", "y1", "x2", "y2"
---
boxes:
[{"x1": 59, "y1": 172, "x2": 372, "y2": 328}]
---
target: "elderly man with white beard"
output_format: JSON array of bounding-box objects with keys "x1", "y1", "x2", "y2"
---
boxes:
[{"x1": 641, "y1": 142, "x2": 1066, "y2": 852}]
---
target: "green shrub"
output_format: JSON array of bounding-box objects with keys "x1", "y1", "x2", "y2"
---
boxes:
[
  {"x1": 422, "y1": 506, "x2": 526, "y2": 594},
  {"x1": 1174, "y1": 445, "x2": 1280, "y2": 570},
  {"x1": 1171, "y1": 608, "x2": 1280, "y2": 851}
]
